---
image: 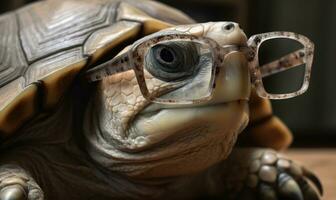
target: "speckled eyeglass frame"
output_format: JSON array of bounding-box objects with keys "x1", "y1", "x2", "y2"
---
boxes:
[
  {"x1": 87, "y1": 31, "x2": 314, "y2": 104},
  {"x1": 247, "y1": 32, "x2": 314, "y2": 99}
]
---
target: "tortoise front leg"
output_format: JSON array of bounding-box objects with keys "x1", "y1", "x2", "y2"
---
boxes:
[
  {"x1": 209, "y1": 148, "x2": 323, "y2": 200},
  {"x1": 0, "y1": 165, "x2": 43, "y2": 200}
]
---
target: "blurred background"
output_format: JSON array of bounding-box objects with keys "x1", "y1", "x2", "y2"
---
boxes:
[{"x1": 1, "y1": 0, "x2": 335, "y2": 147}]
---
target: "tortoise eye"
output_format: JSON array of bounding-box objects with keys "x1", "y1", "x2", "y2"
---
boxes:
[
  {"x1": 156, "y1": 46, "x2": 176, "y2": 64},
  {"x1": 144, "y1": 41, "x2": 201, "y2": 82},
  {"x1": 153, "y1": 45, "x2": 181, "y2": 74}
]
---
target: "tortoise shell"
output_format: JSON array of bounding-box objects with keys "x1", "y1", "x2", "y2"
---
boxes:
[{"x1": 0, "y1": 0, "x2": 291, "y2": 150}]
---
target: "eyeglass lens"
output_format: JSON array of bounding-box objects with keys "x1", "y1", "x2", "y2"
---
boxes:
[
  {"x1": 142, "y1": 39, "x2": 214, "y2": 102},
  {"x1": 258, "y1": 38, "x2": 306, "y2": 95}
]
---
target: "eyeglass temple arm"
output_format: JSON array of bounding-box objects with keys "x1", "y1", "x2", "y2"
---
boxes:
[
  {"x1": 86, "y1": 53, "x2": 133, "y2": 82},
  {"x1": 260, "y1": 49, "x2": 305, "y2": 78},
  {"x1": 222, "y1": 46, "x2": 305, "y2": 78}
]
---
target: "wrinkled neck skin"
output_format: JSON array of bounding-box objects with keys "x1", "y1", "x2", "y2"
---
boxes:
[
  {"x1": 83, "y1": 91, "x2": 248, "y2": 199},
  {"x1": 83, "y1": 22, "x2": 251, "y2": 198},
  {"x1": 83, "y1": 95, "x2": 200, "y2": 199}
]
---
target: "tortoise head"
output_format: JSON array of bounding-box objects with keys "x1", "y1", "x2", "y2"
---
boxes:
[{"x1": 84, "y1": 22, "x2": 251, "y2": 178}]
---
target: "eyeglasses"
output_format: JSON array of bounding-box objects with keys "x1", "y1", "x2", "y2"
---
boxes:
[{"x1": 86, "y1": 31, "x2": 314, "y2": 104}]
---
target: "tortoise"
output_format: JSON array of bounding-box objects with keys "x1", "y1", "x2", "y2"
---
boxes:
[{"x1": 0, "y1": 0, "x2": 322, "y2": 199}]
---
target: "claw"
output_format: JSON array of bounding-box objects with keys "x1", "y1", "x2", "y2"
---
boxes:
[
  {"x1": 258, "y1": 183, "x2": 277, "y2": 200},
  {"x1": 298, "y1": 179, "x2": 320, "y2": 200},
  {"x1": 302, "y1": 167, "x2": 323, "y2": 196},
  {"x1": 0, "y1": 184, "x2": 27, "y2": 200},
  {"x1": 278, "y1": 173, "x2": 303, "y2": 200}
]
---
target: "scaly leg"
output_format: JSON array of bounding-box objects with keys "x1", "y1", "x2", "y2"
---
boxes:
[
  {"x1": 207, "y1": 148, "x2": 323, "y2": 200},
  {"x1": 0, "y1": 165, "x2": 43, "y2": 200}
]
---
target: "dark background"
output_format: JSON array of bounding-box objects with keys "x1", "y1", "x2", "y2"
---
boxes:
[{"x1": 1, "y1": 0, "x2": 336, "y2": 147}]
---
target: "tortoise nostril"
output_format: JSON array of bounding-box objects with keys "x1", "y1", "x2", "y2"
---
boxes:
[{"x1": 223, "y1": 23, "x2": 235, "y2": 32}]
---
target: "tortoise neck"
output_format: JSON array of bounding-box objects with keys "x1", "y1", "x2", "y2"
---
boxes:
[{"x1": 82, "y1": 95, "x2": 207, "y2": 199}]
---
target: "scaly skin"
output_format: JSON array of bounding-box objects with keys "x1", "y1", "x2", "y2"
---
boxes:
[
  {"x1": 0, "y1": 22, "x2": 322, "y2": 199},
  {"x1": 84, "y1": 22, "x2": 250, "y2": 178},
  {"x1": 210, "y1": 148, "x2": 323, "y2": 200}
]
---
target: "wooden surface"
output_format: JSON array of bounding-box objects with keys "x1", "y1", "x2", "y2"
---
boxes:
[{"x1": 286, "y1": 149, "x2": 336, "y2": 200}]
